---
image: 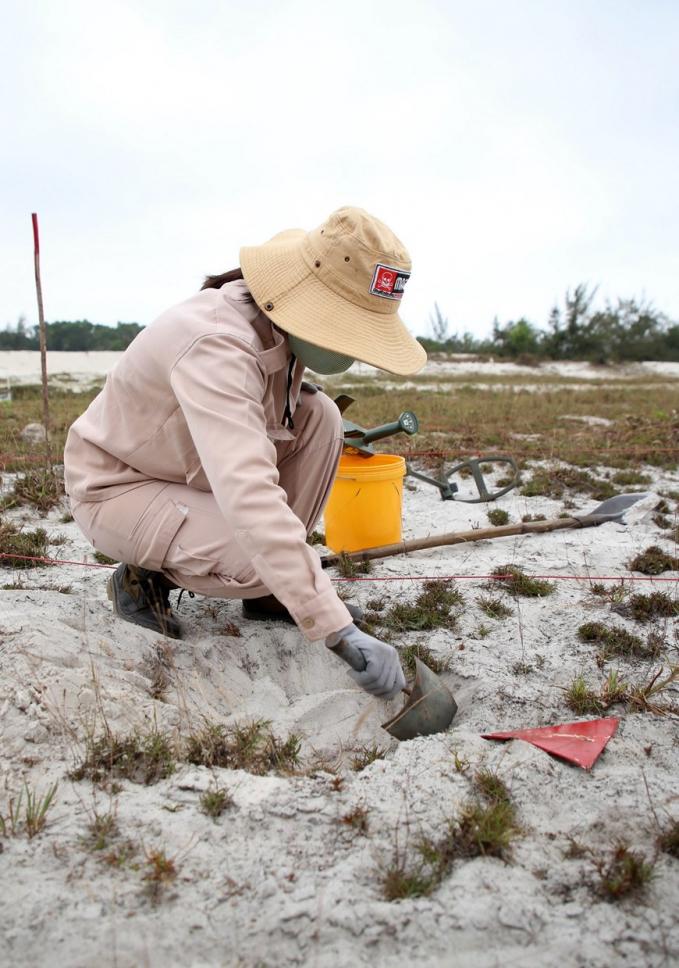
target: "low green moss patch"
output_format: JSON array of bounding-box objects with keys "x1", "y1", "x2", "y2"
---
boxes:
[{"x1": 578, "y1": 621, "x2": 661, "y2": 660}]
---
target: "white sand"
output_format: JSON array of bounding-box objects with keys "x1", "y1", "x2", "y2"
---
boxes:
[{"x1": 1, "y1": 357, "x2": 679, "y2": 966}]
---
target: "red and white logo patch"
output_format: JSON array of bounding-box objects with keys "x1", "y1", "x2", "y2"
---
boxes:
[{"x1": 370, "y1": 263, "x2": 410, "y2": 300}]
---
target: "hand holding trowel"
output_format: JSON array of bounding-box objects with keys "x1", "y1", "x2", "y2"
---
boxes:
[{"x1": 326, "y1": 623, "x2": 458, "y2": 741}]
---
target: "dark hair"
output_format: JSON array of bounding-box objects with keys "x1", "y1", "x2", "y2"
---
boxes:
[{"x1": 201, "y1": 267, "x2": 244, "y2": 290}]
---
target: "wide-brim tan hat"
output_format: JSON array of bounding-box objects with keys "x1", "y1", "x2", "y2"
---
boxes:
[{"x1": 240, "y1": 207, "x2": 427, "y2": 375}]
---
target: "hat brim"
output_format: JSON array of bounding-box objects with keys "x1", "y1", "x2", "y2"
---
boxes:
[{"x1": 240, "y1": 231, "x2": 426, "y2": 376}]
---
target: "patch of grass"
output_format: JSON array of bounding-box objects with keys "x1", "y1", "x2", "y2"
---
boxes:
[
  {"x1": 520, "y1": 466, "x2": 617, "y2": 501},
  {"x1": 93, "y1": 550, "x2": 117, "y2": 565},
  {"x1": 60, "y1": 511, "x2": 74, "y2": 523},
  {"x1": 657, "y1": 819, "x2": 679, "y2": 858},
  {"x1": 491, "y1": 565, "x2": 555, "y2": 597},
  {"x1": 594, "y1": 842, "x2": 655, "y2": 900},
  {"x1": 382, "y1": 852, "x2": 437, "y2": 901},
  {"x1": 350, "y1": 744, "x2": 387, "y2": 772},
  {"x1": 521, "y1": 513, "x2": 547, "y2": 522},
  {"x1": 185, "y1": 719, "x2": 301, "y2": 775},
  {"x1": 477, "y1": 594, "x2": 512, "y2": 619},
  {"x1": 629, "y1": 545, "x2": 678, "y2": 575},
  {"x1": 473, "y1": 769, "x2": 511, "y2": 804},
  {"x1": 0, "y1": 782, "x2": 58, "y2": 839},
  {"x1": 0, "y1": 520, "x2": 51, "y2": 568},
  {"x1": 615, "y1": 591, "x2": 679, "y2": 622},
  {"x1": 577, "y1": 621, "x2": 661, "y2": 660},
  {"x1": 307, "y1": 530, "x2": 326, "y2": 546},
  {"x1": 339, "y1": 805, "x2": 370, "y2": 835},
  {"x1": 199, "y1": 786, "x2": 234, "y2": 819},
  {"x1": 589, "y1": 582, "x2": 628, "y2": 604},
  {"x1": 611, "y1": 470, "x2": 652, "y2": 486},
  {"x1": 474, "y1": 623, "x2": 492, "y2": 639},
  {"x1": 397, "y1": 642, "x2": 449, "y2": 676},
  {"x1": 70, "y1": 727, "x2": 175, "y2": 786},
  {"x1": 1, "y1": 466, "x2": 65, "y2": 514},
  {"x1": 142, "y1": 847, "x2": 177, "y2": 902},
  {"x1": 336, "y1": 552, "x2": 372, "y2": 578},
  {"x1": 487, "y1": 508, "x2": 510, "y2": 526},
  {"x1": 565, "y1": 665, "x2": 679, "y2": 716},
  {"x1": 84, "y1": 809, "x2": 118, "y2": 851},
  {"x1": 102, "y1": 840, "x2": 138, "y2": 868},
  {"x1": 382, "y1": 579, "x2": 464, "y2": 632}
]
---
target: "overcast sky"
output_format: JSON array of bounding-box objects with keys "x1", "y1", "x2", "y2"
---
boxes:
[{"x1": 1, "y1": 0, "x2": 677, "y2": 339}]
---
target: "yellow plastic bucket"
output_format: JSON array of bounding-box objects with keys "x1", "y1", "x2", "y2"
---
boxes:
[{"x1": 324, "y1": 453, "x2": 406, "y2": 553}]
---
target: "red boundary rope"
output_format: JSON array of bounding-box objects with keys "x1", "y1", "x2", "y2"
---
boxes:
[{"x1": 1, "y1": 552, "x2": 677, "y2": 583}]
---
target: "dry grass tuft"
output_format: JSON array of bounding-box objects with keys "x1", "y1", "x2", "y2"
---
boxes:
[
  {"x1": 577, "y1": 621, "x2": 662, "y2": 660},
  {"x1": 477, "y1": 594, "x2": 512, "y2": 619},
  {"x1": 1, "y1": 466, "x2": 65, "y2": 514},
  {"x1": 350, "y1": 744, "x2": 387, "y2": 772},
  {"x1": 520, "y1": 466, "x2": 617, "y2": 501},
  {"x1": 339, "y1": 804, "x2": 370, "y2": 835},
  {"x1": 657, "y1": 819, "x2": 679, "y2": 858},
  {"x1": 69, "y1": 727, "x2": 175, "y2": 786},
  {"x1": 0, "y1": 782, "x2": 58, "y2": 839},
  {"x1": 199, "y1": 786, "x2": 234, "y2": 819},
  {"x1": 142, "y1": 848, "x2": 177, "y2": 902},
  {"x1": 593, "y1": 842, "x2": 655, "y2": 900},
  {"x1": 185, "y1": 719, "x2": 301, "y2": 775},
  {"x1": 397, "y1": 642, "x2": 449, "y2": 676},
  {"x1": 615, "y1": 591, "x2": 679, "y2": 623}
]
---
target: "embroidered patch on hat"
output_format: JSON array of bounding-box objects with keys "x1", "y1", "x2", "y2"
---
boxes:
[{"x1": 370, "y1": 263, "x2": 410, "y2": 300}]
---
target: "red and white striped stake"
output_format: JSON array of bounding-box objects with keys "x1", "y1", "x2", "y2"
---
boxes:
[{"x1": 31, "y1": 212, "x2": 51, "y2": 462}]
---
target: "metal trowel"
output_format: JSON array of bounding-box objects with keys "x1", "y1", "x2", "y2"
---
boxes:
[{"x1": 330, "y1": 639, "x2": 458, "y2": 741}]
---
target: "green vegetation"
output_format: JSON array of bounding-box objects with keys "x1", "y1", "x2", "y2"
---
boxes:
[
  {"x1": 185, "y1": 719, "x2": 301, "y2": 775},
  {"x1": 199, "y1": 786, "x2": 234, "y2": 819},
  {"x1": 0, "y1": 783, "x2": 58, "y2": 838},
  {"x1": 1, "y1": 466, "x2": 64, "y2": 514},
  {"x1": 397, "y1": 642, "x2": 449, "y2": 676},
  {"x1": 382, "y1": 579, "x2": 464, "y2": 632},
  {"x1": 487, "y1": 508, "x2": 510, "y2": 526},
  {"x1": 350, "y1": 744, "x2": 387, "y2": 772},
  {"x1": 419, "y1": 286, "x2": 679, "y2": 363},
  {"x1": 0, "y1": 521, "x2": 51, "y2": 568},
  {"x1": 520, "y1": 466, "x2": 616, "y2": 500},
  {"x1": 616, "y1": 591, "x2": 679, "y2": 622},
  {"x1": 69, "y1": 727, "x2": 175, "y2": 786},
  {"x1": 0, "y1": 318, "x2": 143, "y2": 351},
  {"x1": 657, "y1": 819, "x2": 679, "y2": 858},
  {"x1": 382, "y1": 767, "x2": 520, "y2": 901},
  {"x1": 593, "y1": 842, "x2": 655, "y2": 900},
  {"x1": 491, "y1": 565, "x2": 555, "y2": 597},
  {"x1": 577, "y1": 621, "x2": 661, "y2": 660},
  {"x1": 477, "y1": 594, "x2": 512, "y2": 619},
  {"x1": 629, "y1": 546, "x2": 678, "y2": 575}
]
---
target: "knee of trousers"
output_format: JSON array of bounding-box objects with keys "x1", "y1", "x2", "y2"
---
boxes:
[{"x1": 297, "y1": 389, "x2": 344, "y2": 441}]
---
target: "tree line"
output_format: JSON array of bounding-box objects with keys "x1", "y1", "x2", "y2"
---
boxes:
[
  {"x1": 1, "y1": 284, "x2": 678, "y2": 361},
  {"x1": 420, "y1": 285, "x2": 679, "y2": 362},
  {"x1": 0, "y1": 318, "x2": 145, "y2": 351}
]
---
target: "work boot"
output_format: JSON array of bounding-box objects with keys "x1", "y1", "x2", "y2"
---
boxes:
[
  {"x1": 107, "y1": 563, "x2": 183, "y2": 639},
  {"x1": 242, "y1": 593, "x2": 364, "y2": 625}
]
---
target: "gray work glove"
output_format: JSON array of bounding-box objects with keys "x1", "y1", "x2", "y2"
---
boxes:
[{"x1": 326, "y1": 623, "x2": 406, "y2": 700}]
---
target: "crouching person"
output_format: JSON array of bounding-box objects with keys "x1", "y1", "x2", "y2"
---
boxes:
[{"x1": 64, "y1": 207, "x2": 426, "y2": 701}]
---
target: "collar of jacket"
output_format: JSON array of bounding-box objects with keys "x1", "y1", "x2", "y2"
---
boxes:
[{"x1": 221, "y1": 280, "x2": 291, "y2": 375}]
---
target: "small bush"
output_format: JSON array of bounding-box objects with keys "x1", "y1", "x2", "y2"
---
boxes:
[
  {"x1": 616, "y1": 591, "x2": 679, "y2": 623},
  {"x1": 339, "y1": 805, "x2": 370, "y2": 835},
  {"x1": 577, "y1": 621, "x2": 660, "y2": 660},
  {"x1": 142, "y1": 848, "x2": 177, "y2": 902},
  {"x1": 336, "y1": 552, "x2": 372, "y2": 578},
  {"x1": 3, "y1": 466, "x2": 64, "y2": 514}
]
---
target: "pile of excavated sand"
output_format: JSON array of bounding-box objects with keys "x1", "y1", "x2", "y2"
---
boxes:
[{"x1": 1, "y1": 455, "x2": 678, "y2": 966}]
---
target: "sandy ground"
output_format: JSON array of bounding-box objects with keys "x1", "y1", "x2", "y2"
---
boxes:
[{"x1": 1, "y1": 356, "x2": 678, "y2": 967}]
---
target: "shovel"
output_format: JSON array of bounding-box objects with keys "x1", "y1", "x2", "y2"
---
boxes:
[
  {"x1": 321, "y1": 493, "x2": 649, "y2": 570},
  {"x1": 329, "y1": 638, "x2": 458, "y2": 741}
]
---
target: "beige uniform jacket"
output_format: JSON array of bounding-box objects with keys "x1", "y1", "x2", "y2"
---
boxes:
[{"x1": 64, "y1": 280, "x2": 351, "y2": 641}]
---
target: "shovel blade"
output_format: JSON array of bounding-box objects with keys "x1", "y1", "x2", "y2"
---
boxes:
[
  {"x1": 575, "y1": 492, "x2": 650, "y2": 525},
  {"x1": 382, "y1": 657, "x2": 458, "y2": 741}
]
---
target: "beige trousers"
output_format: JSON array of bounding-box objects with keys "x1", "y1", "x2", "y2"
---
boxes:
[{"x1": 71, "y1": 390, "x2": 343, "y2": 599}]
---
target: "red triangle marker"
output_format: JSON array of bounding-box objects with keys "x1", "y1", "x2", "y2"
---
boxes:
[{"x1": 482, "y1": 717, "x2": 619, "y2": 770}]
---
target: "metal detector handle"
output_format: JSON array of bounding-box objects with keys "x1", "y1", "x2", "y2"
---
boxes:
[
  {"x1": 329, "y1": 638, "x2": 367, "y2": 673},
  {"x1": 361, "y1": 411, "x2": 419, "y2": 446}
]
